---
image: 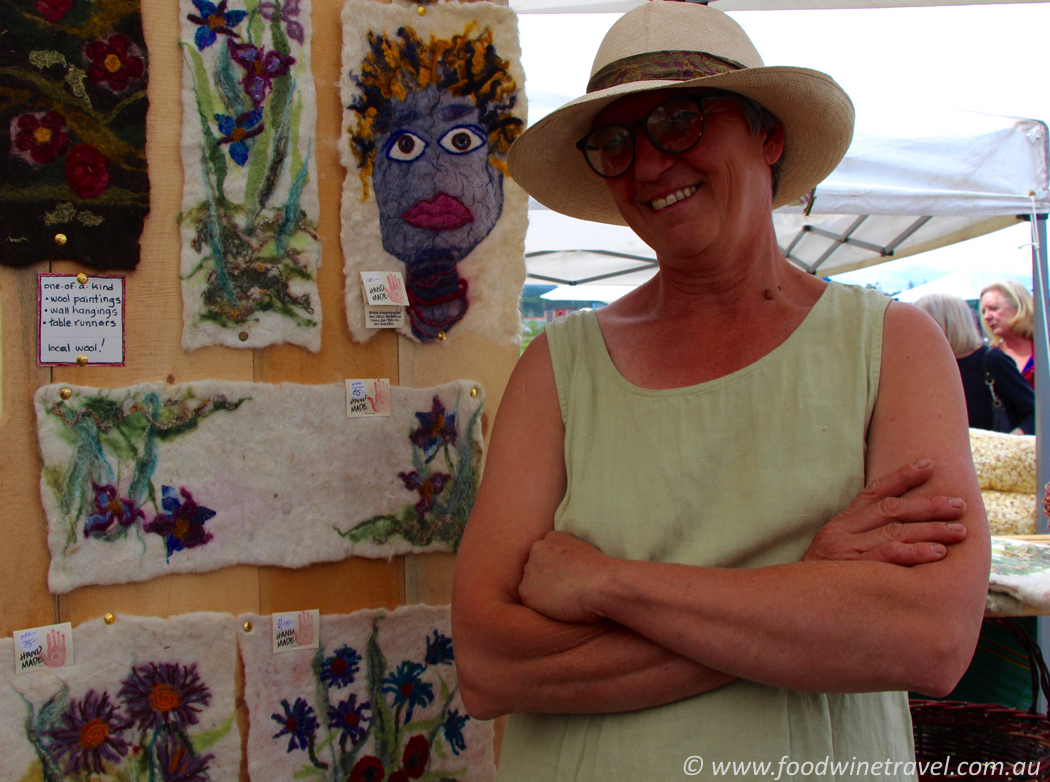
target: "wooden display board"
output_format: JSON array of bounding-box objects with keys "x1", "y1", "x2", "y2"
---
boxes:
[{"x1": 0, "y1": 0, "x2": 519, "y2": 774}]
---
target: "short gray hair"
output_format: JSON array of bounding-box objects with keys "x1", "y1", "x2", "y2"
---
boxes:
[
  {"x1": 914, "y1": 294, "x2": 983, "y2": 357},
  {"x1": 729, "y1": 93, "x2": 783, "y2": 200}
]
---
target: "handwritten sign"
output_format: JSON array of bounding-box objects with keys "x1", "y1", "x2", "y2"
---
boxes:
[
  {"x1": 272, "y1": 609, "x2": 319, "y2": 654},
  {"x1": 13, "y1": 622, "x2": 74, "y2": 673},
  {"x1": 38, "y1": 274, "x2": 124, "y2": 366},
  {"x1": 346, "y1": 379, "x2": 391, "y2": 418},
  {"x1": 360, "y1": 271, "x2": 409, "y2": 306}
]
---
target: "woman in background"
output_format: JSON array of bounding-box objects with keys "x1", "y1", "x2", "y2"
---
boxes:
[
  {"x1": 917, "y1": 293, "x2": 1034, "y2": 434},
  {"x1": 980, "y1": 281, "x2": 1035, "y2": 387}
]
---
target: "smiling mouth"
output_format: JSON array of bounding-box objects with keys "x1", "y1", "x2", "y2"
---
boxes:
[{"x1": 650, "y1": 185, "x2": 698, "y2": 211}]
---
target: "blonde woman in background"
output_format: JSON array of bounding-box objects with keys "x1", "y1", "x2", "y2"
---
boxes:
[
  {"x1": 917, "y1": 293, "x2": 1034, "y2": 435},
  {"x1": 980, "y1": 280, "x2": 1035, "y2": 387}
]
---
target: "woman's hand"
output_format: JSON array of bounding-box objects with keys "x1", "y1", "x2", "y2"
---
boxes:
[
  {"x1": 802, "y1": 459, "x2": 967, "y2": 564},
  {"x1": 519, "y1": 532, "x2": 611, "y2": 624}
]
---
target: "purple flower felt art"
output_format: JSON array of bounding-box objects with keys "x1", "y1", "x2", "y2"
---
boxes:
[
  {"x1": 272, "y1": 697, "x2": 319, "y2": 752},
  {"x1": 409, "y1": 396, "x2": 457, "y2": 456},
  {"x1": 260, "y1": 0, "x2": 304, "y2": 45},
  {"x1": 43, "y1": 690, "x2": 130, "y2": 775},
  {"x1": 215, "y1": 109, "x2": 264, "y2": 166},
  {"x1": 143, "y1": 486, "x2": 216, "y2": 557},
  {"x1": 84, "y1": 482, "x2": 144, "y2": 538},
  {"x1": 328, "y1": 694, "x2": 371, "y2": 745},
  {"x1": 119, "y1": 661, "x2": 212, "y2": 731},
  {"x1": 398, "y1": 470, "x2": 450, "y2": 517},
  {"x1": 187, "y1": 0, "x2": 245, "y2": 51},
  {"x1": 155, "y1": 733, "x2": 214, "y2": 782},
  {"x1": 228, "y1": 40, "x2": 295, "y2": 106}
]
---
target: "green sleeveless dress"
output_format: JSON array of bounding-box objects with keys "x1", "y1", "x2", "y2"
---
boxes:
[{"x1": 496, "y1": 283, "x2": 916, "y2": 781}]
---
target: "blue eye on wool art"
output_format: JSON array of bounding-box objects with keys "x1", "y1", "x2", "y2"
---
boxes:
[{"x1": 340, "y1": 0, "x2": 528, "y2": 345}]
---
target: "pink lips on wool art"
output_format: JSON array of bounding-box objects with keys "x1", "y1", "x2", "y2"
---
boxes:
[{"x1": 402, "y1": 192, "x2": 475, "y2": 230}]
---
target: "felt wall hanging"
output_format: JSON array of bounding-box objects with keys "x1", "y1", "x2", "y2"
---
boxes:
[
  {"x1": 36, "y1": 379, "x2": 484, "y2": 592},
  {"x1": 339, "y1": 0, "x2": 528, "y2": 345},
  {"x1": 0, "y1": 612, "x2": 239, "y2": 780},
  {"x1": 239, "y1": 605, "x2": 496, "y2": 781},
  {"x1": 0, "y1": 0, "x2": 149, "y2": 269},
  {"x1": 179, "y1": 0, "x2": 322, "y2": 351}
]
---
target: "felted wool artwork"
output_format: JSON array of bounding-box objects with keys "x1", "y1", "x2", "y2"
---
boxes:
[
  {"x1": 179, "y1": 0, "x2": 322, "y2": 351},
  {"x1": 36, "y1": 379, "x2": 484, "y2": 592},
  {"x1": 339, "y1": 0, "x2": 528, "y2": 345},
  {"x1": 0, "y1": 0, "x2": 149, "y2": 269},
  {"x1": 0, "y1": 612, "x2": 239, "y2": 780},
  {"x1": 239, "y1": 605, "x2": 496, "y2": 781}
]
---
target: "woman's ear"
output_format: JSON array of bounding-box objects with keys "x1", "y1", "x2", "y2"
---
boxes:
[{"x1": 763, "y1": 124, "x2": 785, "y2": 165}]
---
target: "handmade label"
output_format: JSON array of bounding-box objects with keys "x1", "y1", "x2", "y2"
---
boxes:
[
  {"x1": 272, "y1": 609, "x2": 319, "y2": 654},
  {"x1": 361, "y1": 271, "x2": 409, "y2": 306},
  {"x1": 13, "y1": 622, "x2": 73, "y2": 673},
  {"x1": 365, "y1": 305, "x2": 407, "y2": 329},
  {"x1": 38, "y1": 274, "x2": 125, "y2": 366},
  {"x1": 346, "y1": 379, "x2": 392, "y2": 417}
]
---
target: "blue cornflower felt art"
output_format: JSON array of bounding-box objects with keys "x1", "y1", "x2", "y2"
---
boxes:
[
  {"x1": 187, "y1": 0, "x2": 246, "y2": 51},
  {"x1": 319, "y1": 644, "x2": 361, "y2": 688},
  {"x1": 215, "y1": 110, "x2": 264, "y2": 166},
  {"x1": 381, "y1": 661, "x2": 434, "y2": 724},
  {"x1": 143, "y1": 486, "x2": 216, "y2": 558},
  {"x1": 442, "y1": 708, "x2": 470, "y2": 756},
  {"x1": 272, "y1": 697, "x2": 319, "y2": 752},
  {"x1": 327, "y1": 694, "x2": 371, "y2": 745},
  {"x1": 410, "y1": 396, "x2": 458, "y2": 458},
  {"x1": 424, "y1": 630, "x2": 455, "y2": 666}
]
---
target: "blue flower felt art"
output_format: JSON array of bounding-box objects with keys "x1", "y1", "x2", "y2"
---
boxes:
[
  {"x1": 381, "y1": 661, "x2": 434, "y2": 724},
  {"x1": 215, "y1": 110, "x2": 264, "y2": 166},
  {"x1": 187, "y1": 0, "x2": 246, "y2": 51},
  {"x1": 272, "y1": 697, "x2": 319, "y2": 753},
  {"x1": 424, "y1": 630, "x2": 455, "y2": 666},
  {"x1": 143, "y1": 486, "x2": 216, "y2": 558},
  {"x1": 442, "y1": 708, "x2": 470, "y2": 756}
]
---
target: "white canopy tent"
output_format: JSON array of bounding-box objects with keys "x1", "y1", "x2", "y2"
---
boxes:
[
  {"x1": 510, "y1": 0, "x2": 1047, "y2": 14},
  {"x1": 524, "y1": 111, "x2": 1050, "y2": 530}
]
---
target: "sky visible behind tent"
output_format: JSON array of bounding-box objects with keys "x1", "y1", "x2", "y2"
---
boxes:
[{"x1": 518, "y1": 4, "x2": 1049, "y2": 296}]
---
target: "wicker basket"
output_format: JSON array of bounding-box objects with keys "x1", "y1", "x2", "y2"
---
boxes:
[{"x1": 911, "y1": 620, "x2": 1050, "y2": 781}]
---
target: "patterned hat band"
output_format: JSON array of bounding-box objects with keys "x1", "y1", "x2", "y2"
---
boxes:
[{"x1": 587, "y1": 50, "x2": 747, "y2": 94}]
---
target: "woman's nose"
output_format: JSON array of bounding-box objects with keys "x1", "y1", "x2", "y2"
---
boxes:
[{"x1": 632, "y1": 131, "x2": 675, "y2": 181}]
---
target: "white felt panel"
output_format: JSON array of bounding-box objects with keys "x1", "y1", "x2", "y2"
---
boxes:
[
  {"x1": 179, "y1": 0, "x2": 323, "y2": 351},
  {"x1": 339, "y1": 0, "x2": 528, "y2": 345},
  {"x1": 240, "y1": 605, "x2": 496, "y2": 781},
  {"x1": 36, "y1": 379, "x2": 484, "y2": 592},
  {"x1": 0, "y1": 612, "x2": 239, "y2": 779}
]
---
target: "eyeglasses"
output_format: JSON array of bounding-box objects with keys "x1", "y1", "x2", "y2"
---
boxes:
[{"x1": 576, "y1": 93, "x2": 724, "y2": 179}]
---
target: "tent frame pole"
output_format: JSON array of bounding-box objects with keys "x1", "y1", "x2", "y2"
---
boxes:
[{"x1": 1033, "y1": 214, "x2": 1048, "y2": 535}]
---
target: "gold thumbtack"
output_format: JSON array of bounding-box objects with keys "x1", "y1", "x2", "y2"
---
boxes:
[
  {"x1": 104, "y1": 613, "x2": 116, "y2": 625},
  {"x1": 76, "y1": 273, "x2": 88, "y2": 285},
  {"x1": 417, "y1": 5, "x2": 425, "y2": 15},
  {"x1": 470, "y1": 387, "x2": 478, "y2": 398},
  {"x1": 243, "y1": 621, "x2": 253, "y2": 633},
  {"x1": 54, "y1": 233, "x2": 67, "y2": 246},
  {"x1": 437, "y1": 331, "x2": 447, "y2": 341},
  {"x1": 59, "y1": 388, "x2": 72, "y2": 400},
  {"x1": 76, "y1": 355, "x2": 88, "y2": 366},
  {"x1": 238, "y1": 331, "x2": 249, "y2": 342}
]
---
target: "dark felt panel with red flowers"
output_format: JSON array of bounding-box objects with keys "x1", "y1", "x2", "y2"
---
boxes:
[{"x1": 0, "y1": 0, "x2": 149, "y2": 269}]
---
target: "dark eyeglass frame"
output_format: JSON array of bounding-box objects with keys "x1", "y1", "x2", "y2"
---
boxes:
[{"x1": 575, "y1": 91, "x2": 732, "y2": 179}]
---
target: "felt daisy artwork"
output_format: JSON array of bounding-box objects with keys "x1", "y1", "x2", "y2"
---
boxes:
[
  {"x1": 0, "y1": 0, "x2": 149, "y2": 269},
  {"x1": 339, "y1": 0, "x2": 528, "y2": 345},
  {"x1": 179, "y1": 0, "x2": 322, "y2": 351},
  {"x1": 240, "y1": 606, "x2": 496, "y2": 781},
  {"x1": 36, "y1": 379, "x2": 484, "y2": 592},
  {"x1": 0, "y1": 612, "x2": 239, "y2": 780}
]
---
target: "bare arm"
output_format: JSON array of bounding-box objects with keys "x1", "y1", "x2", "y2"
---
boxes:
[
  {"x1": 451, "y1": 335, "x2": 734, "y2": 720},
  {"x1": 517, "y1": 302, "x2": 989, "y2": 697}
]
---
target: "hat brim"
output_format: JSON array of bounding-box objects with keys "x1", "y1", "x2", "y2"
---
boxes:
[{"x1": 507, "y1": 66, "x2": 855, "y2": 225}]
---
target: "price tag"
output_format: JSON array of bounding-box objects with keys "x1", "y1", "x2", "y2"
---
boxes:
[
  {"x1": 13, "y1": 622, "x2": 74, "y2": 673},
  {"x1": 346, "y1": 379, "x2": 392, "y2": 418},
  {"x1": 365, "y1": 306, "x2": 406, "y2": 329},
  {"x1": 361, "y1": 271, "x2": 409, "y2": 307},
  {"x1": 38, "y1": 273, "x2": 125, "y2": 366},
  {"x1": 272, "y1": 609, "x2": 319, "y2": 654}
]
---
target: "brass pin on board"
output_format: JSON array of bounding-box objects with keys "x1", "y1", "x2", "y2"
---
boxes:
[
  {"x1": 470, "y1": 387, "x2": 478, "y2": 398},
  {"x1": 59, "y1": 388, "x2": 72, "y2": 400},
  {"x1": 103, "y1": 613, "x2": 116, "y2": 625},
  {"x1": 54, "y1": 233, "x2": 67, "y2": 246},
  {"x1": 76, "y1": 355, "x2": 88, "y2": 366},
  {"x1": 238, "y1": 331, "x2": 249, "y2": 342},
  {"x1": 76, "y1": 273, "x2": 88, "y2": 285},
  {"x1": 243, "y1": 621, "x2": 253, "y2": 633},
  {"x1": 417, "y1": 5, "x2": 425, "y2": 14},
  {"x1": 437, "y1": 331, "x2": 447, "y2": 341}
]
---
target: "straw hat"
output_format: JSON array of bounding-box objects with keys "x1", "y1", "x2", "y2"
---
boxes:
[{"x1": 507, "y1": 1, "x2": 854, "y2": 224}]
